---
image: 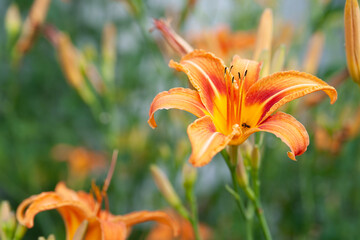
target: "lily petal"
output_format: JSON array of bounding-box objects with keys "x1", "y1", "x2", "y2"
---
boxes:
[
  {"x1": 100, "y1": 220, "x2": 127, "y2": 240},
  {"x1": 169, "y1": 50, "x2": 227, "y2": 121},
  {"x1": 230, "y1": 55, "x2": 261, "y2": 92},
  {"x1": 187, "y1": 116, "x2": 238, "y2": 167},
  {"x1": 114, "y1": 211, "x2": 179, "y2": 237},
  {"x1": 148, "y1": 87, "x2": 208, "y2": 128},
  {"x1": 256, "y1": 112, "x2": 309, "y2": 160},
  {"x1": 16, "y1": 192, "x2": 92, "y2": 240},
  {"x1": 243, "y1": 71, "x2": 337, "y2": 126}
]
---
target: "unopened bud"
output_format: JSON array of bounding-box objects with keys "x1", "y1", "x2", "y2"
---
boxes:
[
  {"x1": 253, "y1": 8, "x2": 273, "y2": 61},
  {"x1": 16, "y1": 0, "x2": 51, "y2": 54},
  {"x1": 0, "y1": 201, "x2": 17, "y2": 239},
  {"x1": 13, "y1": 222, "x2": 27, "y2": 240},
  {"x1": 236, "y1": 154, "x2": 248, "y2": 188},
  {"x1": 251, "y1": 145, "x2": 261, "y2": 170},
  {"x1": 345, "y1": 0, "x2": 360, "y2": 85},
  {"x1": 150, "y1": 165, "x2": 181, "y2": 207},
  {"x1": 153, "y1": 19, "x2": 193, "y2": 57},
  {"x1": 102, "y1": 23, "x2": 117, "y2": 85},
  {"x1": 270, "y1": 45, "x2": 286, "y2": 73},
  {"x1": 5, "y1": 4, "x2": 21, "y2": 42},
  {"x1": 182, "y1": 164, "x2": 197, "y2": 189},
  {"x1": 303, "y1": 31, "x2": 325, "y2": 74},
  {"x1": 38, "y1": 235, "x2": 56, "y2": 240}
]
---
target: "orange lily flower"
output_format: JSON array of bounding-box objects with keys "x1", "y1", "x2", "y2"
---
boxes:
[
  {"x1": 148, "y1": 50, "x2": 337, "y2": 167},
  {"x1": 146, "y1": 211, "x2": 212, "y2": 240},
  {"x1": 16, "y1": 182, "x2": 178, "y2": 240}
]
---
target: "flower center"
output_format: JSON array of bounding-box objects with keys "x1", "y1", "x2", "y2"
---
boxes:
[{"x1": 223, "y1": 65, "x2": 250, "y2": 135}]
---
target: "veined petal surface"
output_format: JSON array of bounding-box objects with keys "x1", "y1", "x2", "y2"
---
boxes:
[
  {"x1": 256, "y1": 112, "x2": 309, "y2": 160},
  {"x1": 148, "y1": 87, "x2": 208, "y2": 128},
  {"x1": 169, "y1": 50, "x2": 227, "y2": 123},
  {"x1": 187, "y1": 116, "x2": 238, "y2": 167},
  {"x1": 16, "y1": 192, "x2": 92, "y2": 240},
  {"x1": 243, "y1": 71, "x2": 337, "y2": 127}
]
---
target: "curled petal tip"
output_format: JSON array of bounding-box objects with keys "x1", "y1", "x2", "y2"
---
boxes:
[
  {"x1": 287, "y1": 152, "x2": 297, "y2": 161},
  {"x1": 147, "y1": 119, "x2": 157, "y2": 129}
]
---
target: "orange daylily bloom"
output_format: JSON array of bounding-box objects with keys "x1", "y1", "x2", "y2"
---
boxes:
[
  {"x1": 191, "y1": 26, "x2": 256, "y2": 60},
  {"x1": 51, "y1": 144, "x2": 108, "y2": 179},
  {"x1": 148, "y1": 50, "x2": 337, "y2": 167},
  {"x1": 147, "y1": 211, "x2": 212, "y2": 240},
  {"x1": 16, "y1": 182, "x2": 178, "y2": 240}
]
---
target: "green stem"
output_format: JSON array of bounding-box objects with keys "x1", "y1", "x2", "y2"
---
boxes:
[
  {"x1": 185, "y1": 187, "x2": 201, "y2": 240},
  {"x1": 243, "y1": 185, "x2": 272, "y2": 240},
  {"x1": 221, "y1": 150, "x2": 248, "y2": 220},
  {"x1": 251, "y1": 168, "x2": 260, "y2": 198}
]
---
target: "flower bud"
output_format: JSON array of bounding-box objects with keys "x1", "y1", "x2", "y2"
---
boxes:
[
  {"x1": 235, "y1": 154, "x2": 248, "y2": 188},
  {"x1": 303, "y1": 32, "x2": 325, "y2": 75},
  {"x1": 153, "y1": 19, "x2": 193, "y2": 57},
  {"x1": 5, "y1": 4, "x2": 21, "y2": 43},
  {"x1": 150, "y1": 165, "x2": 181, "y2": 207},
  {"x1": 0, "y1": 201, "x2": 16, "y2": 239},
  {"x1": 345, "y1": 0, "x2": 360, "y2": 85},
  {"x1": 182, "y1": 164, "x2": 197, "y2": 189},
  {"x1": 270, "y1": 45, "x2": 286, "y2": 74},
  {"x1": 16, "y1": 0, "x2": 51, "y2": 54},
  {"x1": 102, "y1": 23, "x2": 117, "y2": 85},
  {"x1": 253, "y1": 8, "x2": 273, "y2": 61},
  {"x1": 251, "y1": 145, "x2": 261, "y2": 170}
]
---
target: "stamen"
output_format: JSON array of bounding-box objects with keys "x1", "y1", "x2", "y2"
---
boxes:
[
  {"x1": 244, "y1": 69, "x2": 248, "y2": 77},
  {"x1": 230, "y1": 65, "x2": 233, "y2": 72},
  {"x1": 224, "y1": 67, "x2": 228, "y2": 75}
]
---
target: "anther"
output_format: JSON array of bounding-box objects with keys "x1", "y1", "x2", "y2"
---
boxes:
[
  {"x1": 232, "y1": 76, "x2": 235, "y2": 83},
  {"x1": 238, "y1": 72, "x2": 241, "y2": 80},
  {"x1": 230, "y1": 65, "x2": 233, "y2": 72},
  {"x1": 244, "y1": 70, "x2": 248, "y2": 77},
  {"x1": 224, "y1": 67, "x2": 228, "y2": 74}
]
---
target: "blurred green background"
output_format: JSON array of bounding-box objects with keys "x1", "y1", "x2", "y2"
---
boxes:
[{"x1": 1, "y1": 0, "x2": 360, "y2": 239}]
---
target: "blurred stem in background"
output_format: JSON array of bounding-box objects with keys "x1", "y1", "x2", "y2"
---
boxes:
[{"x1": 151, "y1": 164, "x2": 202, "y2": 240}]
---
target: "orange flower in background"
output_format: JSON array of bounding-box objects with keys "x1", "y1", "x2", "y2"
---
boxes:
[
  {"x1": 51, "y1": 144, "x2": 107, "y2": 179},
  {"x1": 16, "y1": 182, "x2": 178, "y2": 240},
  {"x1": 148, "y1": 50, "x2": 337, "y2": 167},
  {"x1": 147, "y1": 211, "x2": 212, "y2": 240},
  {"x1": 153, "y1": 19, "x2": 256, "y2": 60},
  {"x1": 191, "y1": 26, "x2": 256, "y2": 60}
]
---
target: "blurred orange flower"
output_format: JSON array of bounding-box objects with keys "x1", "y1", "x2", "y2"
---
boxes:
[
  {"x1": 149, "y1": 50, "x2": 337, "y2": 166},
  {"x1": 147, "y1": 211, "x2": 212, "y2": 240},
  {"x1": 315, "y1": 108, "x2": 360, "y2": 154},
  {"x1": 51, "y1": 144, "x2": 107, "y2": 179},
  {"x1": 191, "y1": 26, "x2": 256, "y2": 60},
  {"x1": 16, "y1": 182, "x2": 178, "y2": 240}
]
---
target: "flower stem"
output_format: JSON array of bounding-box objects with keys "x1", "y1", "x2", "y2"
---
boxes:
[
  {"x1": 221, "y1": 150, "x2": 248, "y2": 220},
  {"x1": 185, "y1": 187, "x2": 201, "y2": 240},
  {"x1": 243, "y1": 177, "x2": 272, "y2": 240}
]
